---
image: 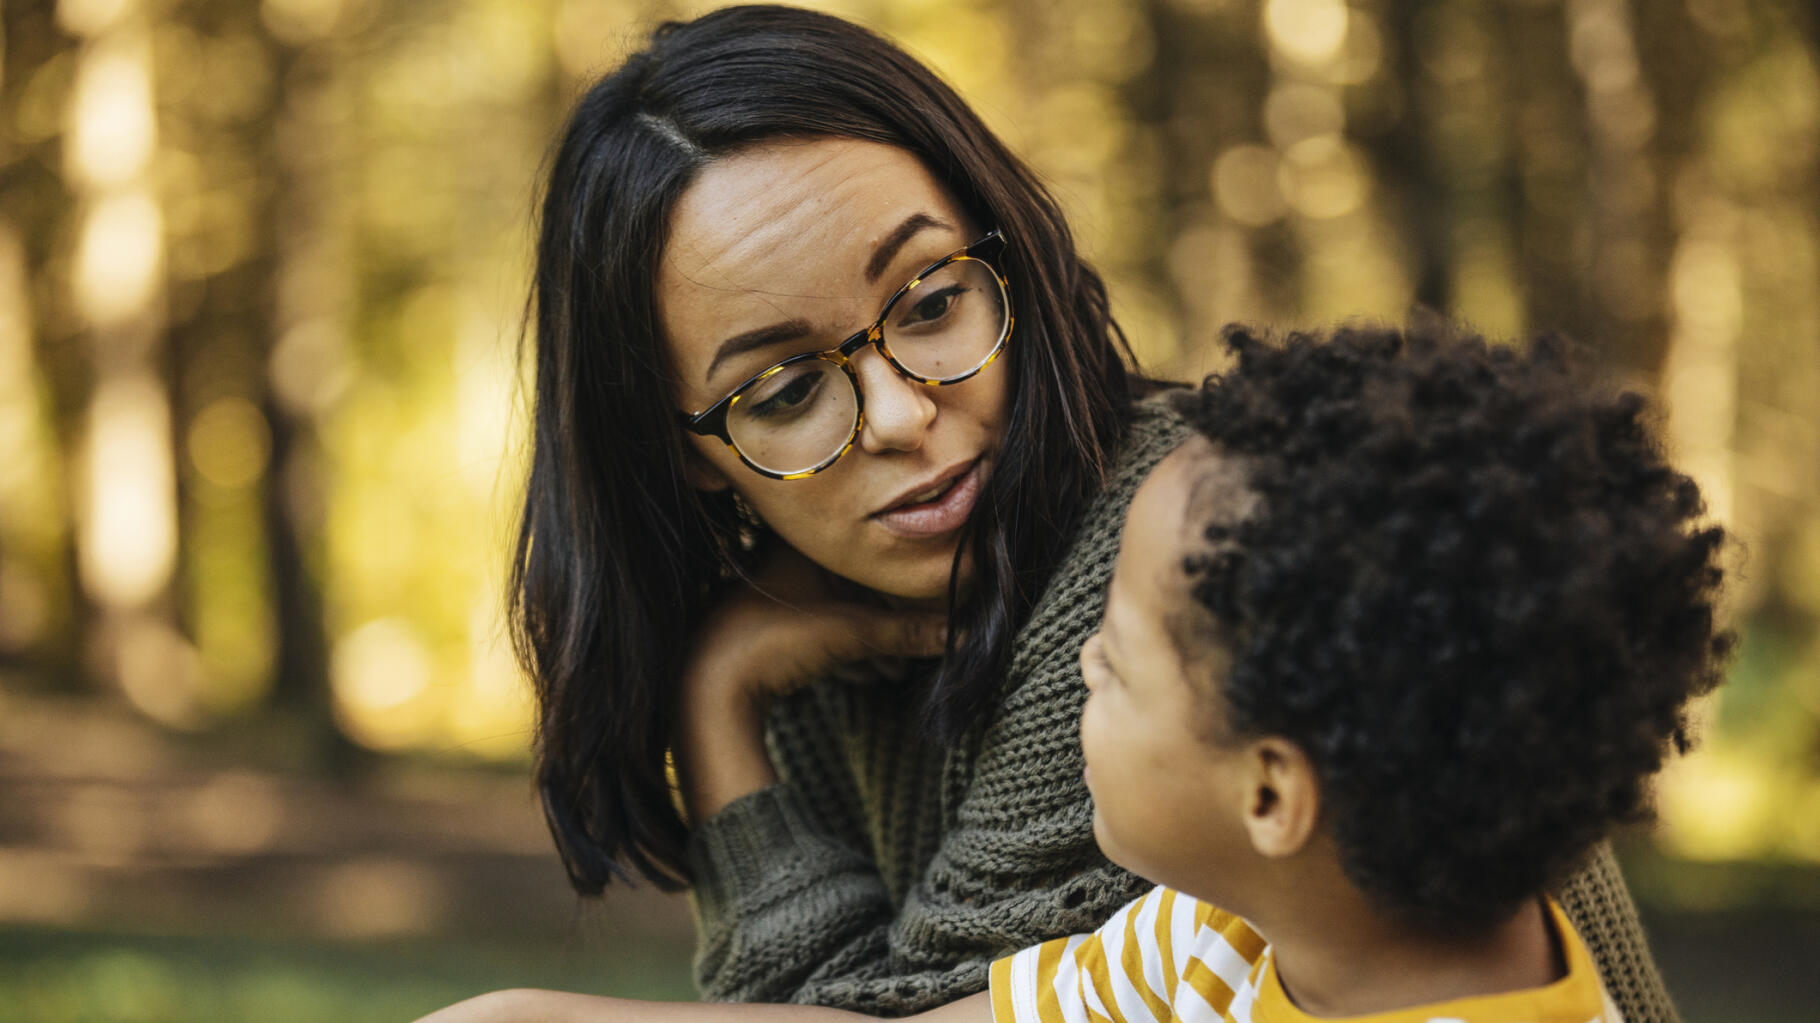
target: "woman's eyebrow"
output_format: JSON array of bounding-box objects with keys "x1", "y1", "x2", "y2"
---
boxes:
[
  {"x1": 705, "y1": 318, "x2": 815, "y2": 388},
  {"x1": 865, "y1": 212, "x2": 951, "y2": 282},
  {"x1": 702, "y1": 212, "x2": 953, "y2": 389}
]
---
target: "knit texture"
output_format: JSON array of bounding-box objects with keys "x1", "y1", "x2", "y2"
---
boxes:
[
  {"x1": 1557, "y1": 841, "x2": 1681, "y2": 1023},
  {"x1": 685, "y1": 394, "x2": 1681, "y2": 1023}
]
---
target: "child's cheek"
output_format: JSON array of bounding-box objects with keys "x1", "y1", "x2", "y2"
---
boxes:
[{"x1": 1077, "y1": 704, "x2": 1095, "y2": 770}]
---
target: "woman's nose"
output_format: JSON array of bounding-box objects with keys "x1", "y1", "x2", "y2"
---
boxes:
[{"x1": 853, "y1": 348, "x2": 936, "y2": 454}]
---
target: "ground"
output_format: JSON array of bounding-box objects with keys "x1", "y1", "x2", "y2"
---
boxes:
[{"x1": 0, "y1": 691, "x2": 1811, "y2": 1023}]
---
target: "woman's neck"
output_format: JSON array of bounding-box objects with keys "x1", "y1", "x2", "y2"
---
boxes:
[
  {"x1": 1261, "y1": 893, "x2": 1562, "y2": 1018},
  {"x1": 875, "y1": 589, "x2": 949, "y2": 613}
]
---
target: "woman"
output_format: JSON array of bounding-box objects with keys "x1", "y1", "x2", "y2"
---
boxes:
[{"x1": 508, "y1": 5, "x2": 1678, "y2": 1021}]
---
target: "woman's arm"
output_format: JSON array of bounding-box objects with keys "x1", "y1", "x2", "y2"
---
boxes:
[
  {"x1": 678, "y1": 546, "x2": 946, "y2": 1005},
  {"x1": 686, "y1": 696, "x2": 898, "y2": 1005},
  {"x1": 414, "y1": 988, "x2": 993, "y2": 1023},
  {"x1": 675, "y1": 544, "x2": 947, "y2": 821}
]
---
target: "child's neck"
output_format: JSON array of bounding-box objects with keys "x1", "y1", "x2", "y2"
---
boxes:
[{"x1": 1259, "y1": 889, "x2": 1563, "y2": 1018}]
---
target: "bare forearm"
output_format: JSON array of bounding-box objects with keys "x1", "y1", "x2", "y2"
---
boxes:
[
  {"x1": 672, "y1": 544, "x2": 946, "y2": 824},
  {"x1": 415, "y1": 990, "x2": 989, "y2": 1023},
  {"x1": 674, "y1": 688, "x2": 777, "y2": 821}
]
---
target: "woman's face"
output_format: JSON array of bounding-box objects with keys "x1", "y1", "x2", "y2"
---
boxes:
[{"x1": 659, "y1": 138, "x2": 1012, "y2": 605}]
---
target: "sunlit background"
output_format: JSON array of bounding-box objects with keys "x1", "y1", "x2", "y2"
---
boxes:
[{"x1": 1, "y1": 0, "x2": 1816, "y2": 1020}]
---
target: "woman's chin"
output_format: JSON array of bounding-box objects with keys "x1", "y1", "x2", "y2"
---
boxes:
[{"x1": 868, "y1": 550, "x2": 974, "y2": 611}]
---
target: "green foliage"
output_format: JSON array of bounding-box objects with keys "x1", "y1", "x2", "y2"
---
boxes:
[{"x1": 0, "y1": 928, "x2": 695, "y2": 1023}]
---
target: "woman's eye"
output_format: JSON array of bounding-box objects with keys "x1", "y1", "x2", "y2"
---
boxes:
[
  {"x1": 747, "y1": 371, "x2": 822, "y2": 419},
  {"x1": 897, "y1": 285, "x2": 967, "y2": 329}
]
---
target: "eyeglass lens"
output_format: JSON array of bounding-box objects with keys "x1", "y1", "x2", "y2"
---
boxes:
[{"x1": 725, "y1": 258, "x2": 1007, "y2": 476}]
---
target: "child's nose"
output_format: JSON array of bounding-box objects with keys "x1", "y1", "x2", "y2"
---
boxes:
[{"x1": 1079, "y1": 634, "x2": 1103, "y2": 689}]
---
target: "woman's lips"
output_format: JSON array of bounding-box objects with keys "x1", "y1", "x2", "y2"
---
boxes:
[{"x1": 871, "y1": 460, "x2": 983, "y2": 538}]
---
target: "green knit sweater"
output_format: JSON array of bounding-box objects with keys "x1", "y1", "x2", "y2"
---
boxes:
[{"x1": 684, "y1": 395, "x2": 1680, "y2": 1023}]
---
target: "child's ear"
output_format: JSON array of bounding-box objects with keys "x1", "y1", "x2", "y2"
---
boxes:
[
  {"x1": 1240, "y1": 737, "x2": 1319, "y2": 858},
  {"x1": 682, "y1": 446, "x2": 734, "y2": 493}
]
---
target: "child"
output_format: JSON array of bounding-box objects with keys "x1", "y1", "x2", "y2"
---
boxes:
[
  {"x1": 417, "y1": 323, "x2": 1727, "y2": 1023},
  {"x1": 993, "y1": 323, "x2": 1729, "y2": 1023}
]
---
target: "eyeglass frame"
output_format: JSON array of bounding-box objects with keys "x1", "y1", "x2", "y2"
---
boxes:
[{"x1": 678, "y1": 229, "x2": 1014, "y2": 481}]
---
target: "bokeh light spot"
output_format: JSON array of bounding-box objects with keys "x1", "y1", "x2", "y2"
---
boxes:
[
  {"x1": 1212, "y1": 144, "x2": 1287, "y2": 227},
  {"x1": 1672, "y1": 239, "x2": 1743, "y2": 338},
  {"x1": 0, "y1": 560, "x2": 51, "y2": 651},
  {"x1": 56, "y1": 0, "x2": 133, "y2": 38},
  {"x1": 1264, "y1": 0, "x2": 1349, "y2": 67},
  {"x1": 80, "y1": 375, "x2": 176, "y2": 609},
  {"x1": 332, "y1": 618, "x2": 435, "y2": 751},
  {"x1": 261, "y1": 0, "x2": 344, "y2": 45},
  {"x1": 1658, "y1": 744, "x2": 1779, "y2": 861},
  {"x1": 52, "y1": 783, "x2": 148, "y2": 865},
  {"x1": 1279, "y1": 135, "x2": 1370, "y2": 219},
  {"x1": 1325, "y1": 11, "x2": 1383, "y2": 86},
  {"x1": 188, "y1": 396, "x2": 271, "y2": 490},
  {"x1": 1264, "y1": 82, "x2": 1345, "y2": 150},
  {"x1": 65, "y1": 36, "x2": 155, "y2": 189},
  {"x1": 271, "y1": 318, "x2": 352, "y2": 416},
  {"x1": 184, "y1": 771, "x2": 284, "y2": 855},
  {"x1": 0, "y1": 850, "x2": 94, "y2": 923},
  {"x1": 1417, "y1": 7, "x2": 1487, "y2": 84},
  {"x1": 73, "y1": 191, "x2": 164, "y2": 328},
  {"x1": 313, "y1": 858, "x2": 446, "y2": 938},
  {"x1": 114, "y1": 616, "x2": 207, "y2": 729}
]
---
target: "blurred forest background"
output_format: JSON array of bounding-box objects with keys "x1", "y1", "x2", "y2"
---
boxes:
[{"x1": 1, "y1": 0, "x2": 1817, "y2": 1020}]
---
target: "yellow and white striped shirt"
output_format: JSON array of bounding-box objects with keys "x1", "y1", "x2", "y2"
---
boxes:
[{"x1": 989, "y1": 886, "x2": 1619, "y2": 1023}]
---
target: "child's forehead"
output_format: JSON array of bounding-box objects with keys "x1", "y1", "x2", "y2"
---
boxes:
[
  {"x1": 1177, "y1": 440, "x2": 1259, "y2": 537},
  {"x1": 1130, "y1": 438, "x2": 1258, "y2": 559},
  {"x1": 1112, "y1": 439, "x2": 1256, "y2": 629}
]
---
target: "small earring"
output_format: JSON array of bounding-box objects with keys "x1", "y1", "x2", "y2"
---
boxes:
[
  {"x1": 732, "y1": 493, "x2": 763, "y2": 529},
  {"x1": 711, "y1": 492, "x2": 765, "y2": 572}
]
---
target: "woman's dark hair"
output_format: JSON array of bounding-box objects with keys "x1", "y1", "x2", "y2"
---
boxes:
[
  {"x1": 1170, "y1": 323, "x2": 1731, "y2": 930},
  {"x1": 512, "y1": 4, "x2": 1138, "y2": 892}
]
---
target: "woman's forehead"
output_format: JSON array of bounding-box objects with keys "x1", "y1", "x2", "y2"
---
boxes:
[
  {"x1": 656, "y1": 138, "x2": 974, "y2": 399},
  {"x1": 661, "y1": 139, "x2": 963, "y2": 294}
]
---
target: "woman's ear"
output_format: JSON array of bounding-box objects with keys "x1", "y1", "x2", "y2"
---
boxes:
[
  {"x1": 1240, "y1": 737, "x2": 1319, "y2": 859},
  {"x1": 682, "y1": 445, "x2": 734, "y2": 493}
]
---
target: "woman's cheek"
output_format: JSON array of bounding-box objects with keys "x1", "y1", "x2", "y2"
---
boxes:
[{"x1": 737, "y1": 481, "x2": 864, "y2": 575}]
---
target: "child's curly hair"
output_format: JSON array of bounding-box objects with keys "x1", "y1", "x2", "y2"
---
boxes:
[{"x1": 1171, "y1": 322, "x2": 1732, "y2": 931}]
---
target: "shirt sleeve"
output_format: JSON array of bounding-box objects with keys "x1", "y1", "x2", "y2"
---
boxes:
[
  {"x1": 992, "y1": 888, "x2": 1274, "y2": 1023},
  {"x1": 990, "y1": 887, "x2": 1183, "y2": 1023}
]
